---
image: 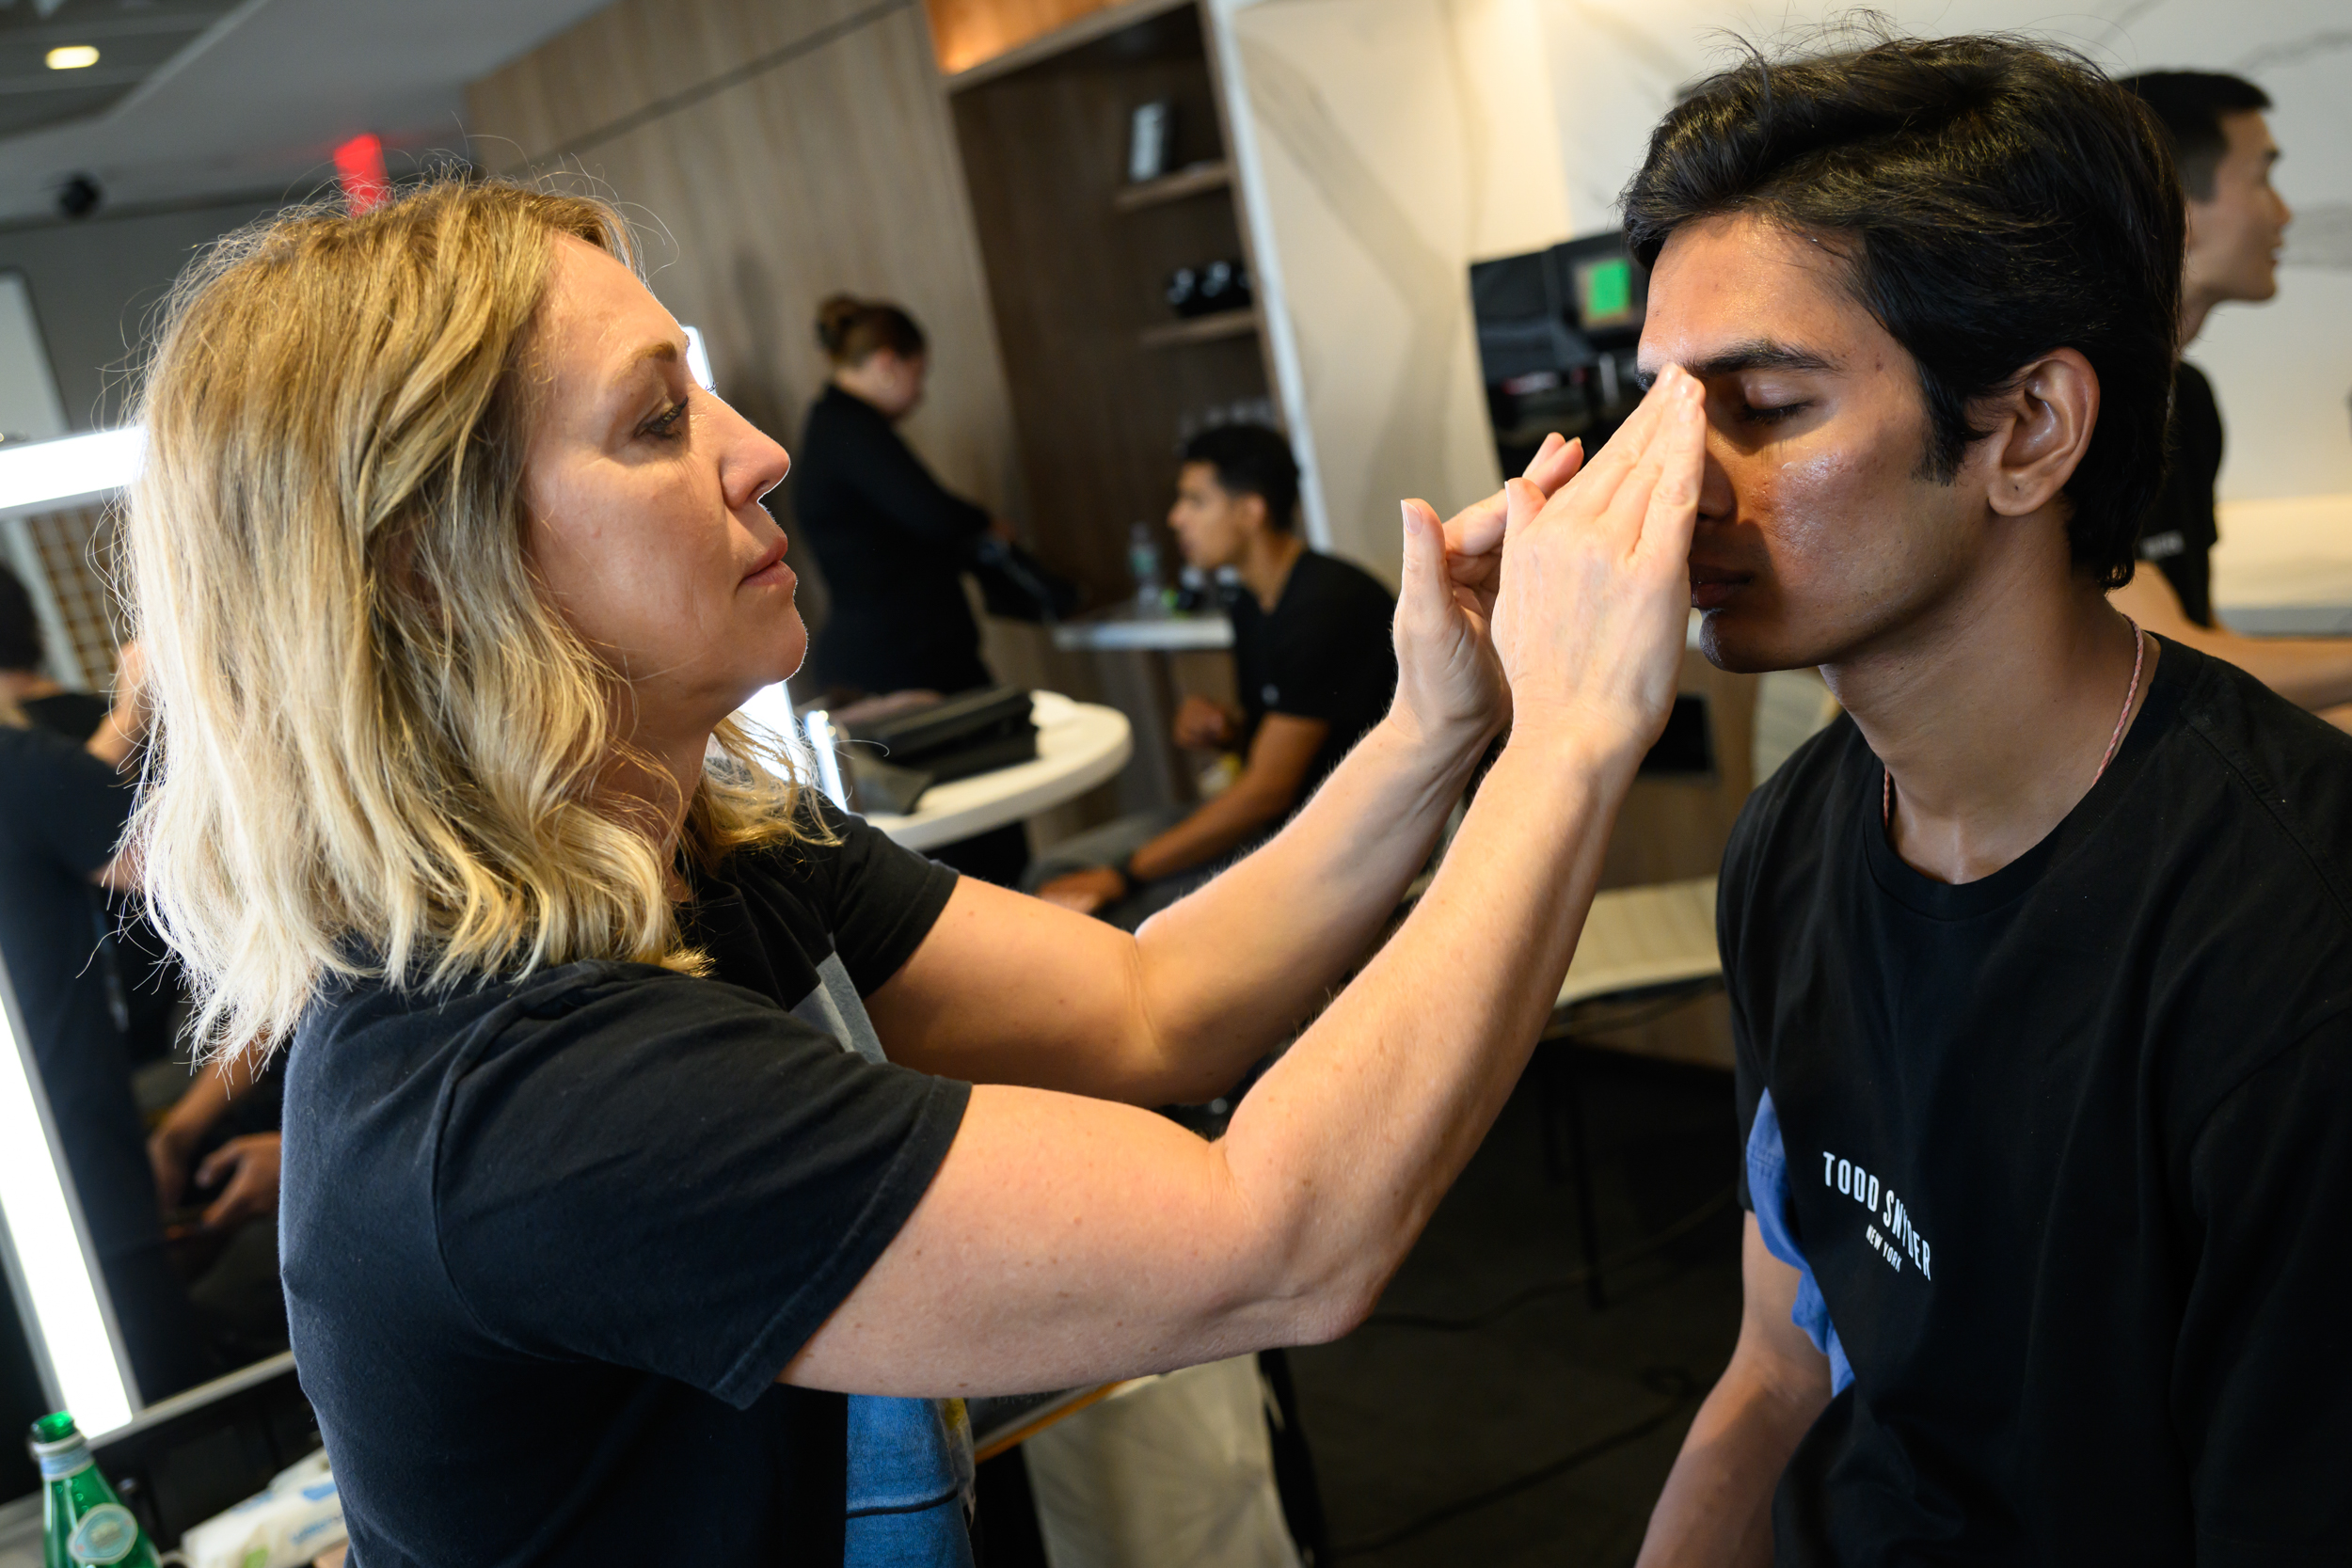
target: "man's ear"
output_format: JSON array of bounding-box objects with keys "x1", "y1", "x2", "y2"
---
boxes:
[
  {"x1": 1980, "y1": 348, "x2": 2099, "y2": 519},
  {"x1": 1236, "y1": 490, "x2": 1270, "y2": 536}
]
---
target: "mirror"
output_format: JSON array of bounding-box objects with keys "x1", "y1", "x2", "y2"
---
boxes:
[{"x1": 1, "y1": 456, "x2": 287, "y2": 1453}]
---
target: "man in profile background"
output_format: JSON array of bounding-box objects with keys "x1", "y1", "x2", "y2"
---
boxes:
[
  {"x1": 1031, "y1": 424, "x2": 1394, "y2": 929},
  {"x1": 2111, "y1": 71, "x2": 2352, "y2": 723},
  {"x1": 1612, "y1": 34, "x2": 2352, "y2": 1564}
]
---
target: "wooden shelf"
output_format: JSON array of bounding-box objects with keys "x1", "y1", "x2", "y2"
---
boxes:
[
  {"x1": 1139, "y1": 309, "x2": 1257, "y2": 349},
  {"x1": 1114, "y1": 160, "x2": 1232, "y2": 212}
]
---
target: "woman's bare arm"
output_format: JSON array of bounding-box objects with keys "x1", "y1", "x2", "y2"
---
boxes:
[
  {"x1": 785, "y1": 369, "x2": 1707, "y2": 1398},
  {"x1": 869, "y1": 436, "x2": 1586, "y2": 1106}
]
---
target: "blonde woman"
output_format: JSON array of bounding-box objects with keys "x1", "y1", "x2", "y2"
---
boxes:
[{"x1": 125, "y1": 181, "x2": 1705, "y2": 1567}]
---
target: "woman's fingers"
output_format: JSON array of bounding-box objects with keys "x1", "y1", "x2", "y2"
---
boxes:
[
  {"x1": 1440, "y1": 432, "x2": 1583, "y2": 567},
  {"x1": 1634, "y1": 372, "x2": 1708, "y2": 572}
]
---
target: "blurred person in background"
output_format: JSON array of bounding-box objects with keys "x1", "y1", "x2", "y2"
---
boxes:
[
  {"x1": 0, "y1": 562, "x2": 111, "y2": 740},
  {"x1": 2111, "y1": 71, "x2": 2352, "y2": 726},
  {"x1": 794, "y1": 293, "x2": 1029, "y2": 884},
  {"x1": 0, "y1": 641, "x2": 213, "y2": 1399},
  {"x1": 1031, "y1": 425, "x2": 1395, "y2": 929}
]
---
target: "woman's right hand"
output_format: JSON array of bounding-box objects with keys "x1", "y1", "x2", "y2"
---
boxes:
[{"x1": 1484, "y1": 366, "x2": 1705, "y2": 766}]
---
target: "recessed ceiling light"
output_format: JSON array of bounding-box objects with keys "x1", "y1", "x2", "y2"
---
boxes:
[{"x1": 46, "y1": 45, "x2": 102, "y2": 71}]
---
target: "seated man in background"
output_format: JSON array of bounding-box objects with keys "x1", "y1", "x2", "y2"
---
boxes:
[
  {"x1": 2111, "y1": 71, "x2": 2352, "y2": 725},
  {"x1": 1620, "y1": 34, "x2": 2352, "y2": 1564},
  {"x1": 1032, "y1": 425, "x2": 1396, "y2": 928},
  {"x1": 0, "y1": 562, "x2": 111, "y2": 739}
]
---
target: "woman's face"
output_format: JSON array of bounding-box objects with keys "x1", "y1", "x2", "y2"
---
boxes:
[{"x1": 521, "y1": 235, "x2": 801, "y2": 742}]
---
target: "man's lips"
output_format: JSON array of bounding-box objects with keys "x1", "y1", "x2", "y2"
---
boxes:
[{"x1": 1689, "y1": 562, "x2": 1749, "y2": 610}]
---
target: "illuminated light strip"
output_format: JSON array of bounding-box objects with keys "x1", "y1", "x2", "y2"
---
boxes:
[
  {"x1": 0, "y1": 962, "x2": 135, "y2": 1434},
  {"x1": 0, "y1": 428, "x2": 144, "y2": 519}
]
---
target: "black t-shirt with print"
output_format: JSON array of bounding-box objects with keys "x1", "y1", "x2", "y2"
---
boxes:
[
  {"x1": 2137, "y1": 361, "x2": 2224, "y2": 628},
  {"x1": 1722, "y1": 639, "x2": 2352, "y2": 1565},
  {"x1": 1225, "y1": 549, "x2": 1396, "y2": 800},
  {"x1": 282, "y1": 803, "x2": 966, "y2": 1568}
]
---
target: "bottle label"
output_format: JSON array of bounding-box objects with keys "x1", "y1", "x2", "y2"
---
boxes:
[
  {"x1": 35, "y1": 1448, "x2": 92, "y2": 1481},
  {"x1": 67, "y1": 1503, "x2": 140, "y2": 1564}
]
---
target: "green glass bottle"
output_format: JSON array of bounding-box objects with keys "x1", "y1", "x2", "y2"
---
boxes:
[{"x1": 27, "y1": 1413, "x2": 159, "y2": 1568}]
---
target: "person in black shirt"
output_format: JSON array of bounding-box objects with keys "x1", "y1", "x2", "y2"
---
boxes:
[
  {"x1": 793, "y1": 295, "x2": 1005, "y2": 700},
  {"x1": 0, "y1": 647, "x2": 213, "y2": 1402},
  {"x1": 2110, "y1": 72, "x2": 2352, "y2": 724},
  {"x1": 1623, "y1": 38, "x2": 2352, "y2": 1562},
  {"x1": 121, "y1": 180, "x2": 1706, "y2": 1566},
  {"x1": 792, "y1": 295, "x2": 1032, "y2": 888},
  {"x1": 0, "y1": 562, "x2": 112, "y2": 741},
  {"x1": 1032, "y1": 426, "x2": 1396, "y2": 927}
]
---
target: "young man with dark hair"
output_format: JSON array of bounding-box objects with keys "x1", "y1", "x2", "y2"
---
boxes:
[
  {"x1": 0, "y1": 562, "x2": 110, "y2": 740},
  {"x1": 2108, "y1": 71, "x2": 2352, "y2": 722},
  {"x1": 1031, "y1": 424, "x2": 1395, "y2": 927},
  {"x1": 1607, "y1": 35, "x2": 2352, "y2": 1564}
]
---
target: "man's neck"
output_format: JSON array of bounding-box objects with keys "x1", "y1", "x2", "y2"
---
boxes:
[
  {"x1": 2179, "y1": 285, "x2": 2218, "y2": 350},
  {"x1": 1238, "y1": 531, "x2": 1307, "y2": 611},
  {"x1": 0, "y1": 669, "x2": 62, "y2": 703},
  {"x1": 1824, "y1": 564, "x2": 2154, "y2": 886}
]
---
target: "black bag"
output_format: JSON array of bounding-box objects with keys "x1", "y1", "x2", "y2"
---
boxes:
[
  {"x1": 837, "y1": 687, "x2": 1039, "y2": 816},
  {"x1": 971, "y1": 537, "x2": 1083, "y2": 624}
]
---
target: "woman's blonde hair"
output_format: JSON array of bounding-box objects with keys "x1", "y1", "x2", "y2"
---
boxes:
[{"x1": 126, "y1": 178, "x2": 816, "y2": 1053}]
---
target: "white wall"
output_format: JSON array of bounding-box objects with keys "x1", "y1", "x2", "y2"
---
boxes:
[
  {"x1": 1218, "y1": 0, "x2": 2351, "y2": 572},
  {"x1": 1534, "y1": 0, "x2": 2352, "y2": 502},
  {"x1": 1217, "y1": 0, "x2": 1573, "y2": 585}
]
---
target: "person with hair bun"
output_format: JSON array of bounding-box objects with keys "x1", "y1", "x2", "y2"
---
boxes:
[
  {"x1": 122, "y1": 178, "x2": 1703, "y2": 1566},
  {"x1": 795, "y1": 293, "x2": 1005, "y2": 701},
  {"x1": 795, "y1": 294, "x2": 1034, "y2": 885}
]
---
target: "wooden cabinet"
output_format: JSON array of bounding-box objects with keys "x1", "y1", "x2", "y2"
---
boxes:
[{"x1": 940, "y1": 0, "x2": 1280, "y2": 607}]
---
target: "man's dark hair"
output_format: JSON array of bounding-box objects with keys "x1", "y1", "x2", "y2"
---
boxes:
[
  {"x1": 0, "y1": 562, "x2": 43, "y2": 671},
  {"x1": 2117, "y1": 71, "x2": 2272, "y2": 202},
  {"x1": 1180, "y1": 424, "x2": 1300, "y2": 532},
  {"x1": 1623, "y1": 34, "x2": 2183, "y2": 587}
]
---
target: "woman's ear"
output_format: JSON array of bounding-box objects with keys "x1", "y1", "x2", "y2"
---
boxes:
[{"x1": 1982, "y1": 347, "x2": 2099, "y2": 519}]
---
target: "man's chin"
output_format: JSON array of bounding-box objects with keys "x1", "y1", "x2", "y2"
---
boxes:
[{"x1": 1695, "y1": 608, "x2": 1825, "y2": 676}]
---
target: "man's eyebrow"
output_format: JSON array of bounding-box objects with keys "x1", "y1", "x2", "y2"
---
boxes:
[{"x1": 1634, "y1": 341, "x2": 1842, "y2": 390}]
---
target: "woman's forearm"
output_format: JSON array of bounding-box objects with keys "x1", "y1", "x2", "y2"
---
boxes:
[
  {"x1": 1205, "y1": 727, "x2": 1637, "y2": 1330},
  {"x1": 1129, "y1": 713, "x2": 1489, "y2": 1070}
]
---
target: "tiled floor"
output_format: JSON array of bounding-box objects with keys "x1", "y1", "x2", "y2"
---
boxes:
[{"x1": 1287, "y1": 1047, "x2": 1746, "y2": 1567}]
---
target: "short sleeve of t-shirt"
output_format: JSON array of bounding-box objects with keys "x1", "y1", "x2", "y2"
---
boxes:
[
  {"x1": 753, "y1": 800, "x2": 961, "y2": 995},
  {"x1": 0, "y1": 725, "x2": 133, "y2": 876},
  {"x1": 430, "y1": 965, "x2": 969, "y2": 1410}
]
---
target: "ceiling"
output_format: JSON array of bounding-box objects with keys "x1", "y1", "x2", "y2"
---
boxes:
[{"x1": 0, "y1": 0, "x2": 621, "y2": 223}]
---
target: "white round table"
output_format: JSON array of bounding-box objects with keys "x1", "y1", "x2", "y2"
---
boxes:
[{"x1": 866, "y1": 691, "x2": 1133, "y2": 851}]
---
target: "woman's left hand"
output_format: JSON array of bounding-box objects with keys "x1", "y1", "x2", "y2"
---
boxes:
[{"x1": 1390, "y1": 434, "x2": 1585, "y2": 750}]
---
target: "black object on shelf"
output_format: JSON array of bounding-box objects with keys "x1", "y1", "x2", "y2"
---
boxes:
[
  {"x1": 841, "y1": 686, "x2": 1039, "y2": 787},
  {"x1": 90, "y1": 1360, "x2": 319, "y2": 1548},
  {"x1": 1167, "y1": 258, "x2": 1251, "y2": 320},
  {"x1": 1637, "y1": 694, "x2": 1714, "y2": 777}
]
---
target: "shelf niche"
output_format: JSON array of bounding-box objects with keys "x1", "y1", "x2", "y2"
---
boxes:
[{"x1": 946, "y1": 0, "x2": 1276, "y2": 607}]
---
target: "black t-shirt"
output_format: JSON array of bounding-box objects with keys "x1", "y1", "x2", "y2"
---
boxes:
[
  {"x1": 794, "y1": 385, "x2": 993, "y2": 697},
  {"x1": 1722, "y1": 639, "x2": 2352, "y2": 1564},
  {"x1": 2137, "y1": 361, "x2": 2223, "y2": 628},
  {"x1": 282, "y1": 804, "x2": 968, "y2": 1567},
  {"x1": 1225, "y1": 550, "x2": 1396, "y2": 800},
  {"x1": 22, "y1": 689, "x2": 111, "y2": 742}
]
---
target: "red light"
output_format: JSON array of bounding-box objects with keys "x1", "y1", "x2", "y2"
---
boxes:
[{"x1": 334, "y1": 133, "x2": 389, "y2": 214}]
